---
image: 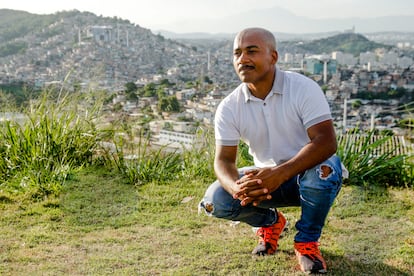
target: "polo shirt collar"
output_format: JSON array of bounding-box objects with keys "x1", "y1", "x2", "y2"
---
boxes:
[{"x1": 242, "y1": 66, "x2": 285, "y2": 103}]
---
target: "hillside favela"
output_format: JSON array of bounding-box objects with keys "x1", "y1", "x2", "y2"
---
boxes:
[
  {"x1": 1, "y1": 9, "x2": 413, "y2": 153},
  {"x1": 1, "y1": 7, "x2": 414, "y2": 276}
]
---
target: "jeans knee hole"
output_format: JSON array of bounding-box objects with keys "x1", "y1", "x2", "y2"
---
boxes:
[
  {"x1": 317, "y1": 164, "x2": 333, "y2": 180},
  {"x1": 198, "y1": 200, "x2": 215, "y2": 216}
]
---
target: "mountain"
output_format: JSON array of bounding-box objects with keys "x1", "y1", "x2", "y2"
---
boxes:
[
  {"x1": 157, "y1": 30, "x2": 344, "y2": 42},
  {"x1": 169, "y1": 32, "x2": 394, "y2": 57},
  {"x1": 0, "y1": 9, "x2": 199, "y2": 89},
  {"x1": 156, "y1": 6, "x2": 414, "y2": 34},
  {"x1": 0, "y1": 9, "x2": 59, "y2": 42},
  {"x1": 286, "y1": 33, "x2": 392, "y2": 55},
  {"x1": 0, "y1": 9, "x2": 408, "y2": 92}
]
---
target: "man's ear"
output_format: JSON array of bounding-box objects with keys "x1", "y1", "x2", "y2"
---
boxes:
[{"x1": 272, "y1": 50, "x2": 278, "y2": 64}]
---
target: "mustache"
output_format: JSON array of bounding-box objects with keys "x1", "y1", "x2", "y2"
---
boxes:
[{"x1": 239, "y1": 65, "x2": 255, "y2": 71}]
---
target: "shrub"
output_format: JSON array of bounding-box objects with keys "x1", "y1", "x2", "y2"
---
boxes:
[
  {"x1": 337, "y1": 131, "x2": 413, "y2": 188},
  {"x1": 0, "y1": 92, "x2": 102, "y2": 198}
]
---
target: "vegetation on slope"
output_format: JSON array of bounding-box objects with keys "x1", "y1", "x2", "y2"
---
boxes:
[
  {"x1": 301, "y1": 33, "x2": 391, "y2": 55},
  {"x1": 279, "y1": 33, "x2": 392, "y2": 56},
  {"x1": 0, "y1": 89, "x2": 412, "y2": 275},
  {"x1": 0, "y1": 90, "x2": 412, "y2": 200}
]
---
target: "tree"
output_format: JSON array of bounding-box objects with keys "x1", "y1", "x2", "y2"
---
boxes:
[
  {"x1": 158, "y1": 96, "x2": 180, "y2": 112},
  {"x1": 157, "y1": 87, "x2": 166, "y2": 99},
  {"x1": 125, "y1": 82, "x2": 137, "y2": 94},
  {"x1": 124, "y1": 82, "x2": 138, "y2": 101},
  {"x1": 352, "y1": 100, "x2": 362, "y2": 109},
  {"x1": 142, "y1": 83, "x2": 156, "y2": 97},
  {"x1": 160, "y1": 79, "x2": 174, "y2": 87},
  {"x1": 203, "y1": 76, "x2": 213, "y2": 84}
]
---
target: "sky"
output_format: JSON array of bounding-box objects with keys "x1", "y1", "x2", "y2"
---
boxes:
[{"x1": 1, "y1": 0, "x2": 414, "y2": 33}]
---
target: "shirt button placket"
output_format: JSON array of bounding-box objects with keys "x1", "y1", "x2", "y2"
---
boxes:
[{"x1": 263, "y1": 102, "x2": 271, "y2": 124}]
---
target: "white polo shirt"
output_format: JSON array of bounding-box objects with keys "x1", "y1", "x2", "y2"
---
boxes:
[{"x1": 214, "y1": 67, "x2": 332, "y2": 168}]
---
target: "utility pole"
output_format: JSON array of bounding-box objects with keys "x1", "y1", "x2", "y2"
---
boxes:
[
  {"x1": 126, "y1": 30, "x2": 129, "y2": 48},
  {"x1": 323, "y1": 60, "x2": 328, "y2": 84},
  {"x1": 370, "y1": 111, "x2": 375, "y2": 131},
  {"x1": 343, "y1": 97, "x2": 348, "y2": 133},
  {"x1": 78, "y1": 28, "x2": 81, "y2": 46}
]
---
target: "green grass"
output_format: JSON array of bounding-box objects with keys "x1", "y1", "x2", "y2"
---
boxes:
[
  {"x1": 0, "y1": 89, "x2": 413, "y2": 275},
  {"x1": 1, "y1": 167, "x2": 413, "y2": 275},
  {"x1": 0, "y1": 91, "x2": 103, "y2": 198}
]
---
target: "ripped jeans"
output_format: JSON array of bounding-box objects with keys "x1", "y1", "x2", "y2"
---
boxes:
[{"x1": 199, "y1": 155, "x2": 343, "y2": 242}]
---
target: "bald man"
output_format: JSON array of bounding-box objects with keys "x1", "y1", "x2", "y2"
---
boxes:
[{"x1": 199, "y1": 27, "x2": 343, "y2": 274}]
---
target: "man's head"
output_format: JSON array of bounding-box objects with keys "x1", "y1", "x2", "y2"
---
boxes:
[{"x1": 233, "y1": 28, "x2": 278, "y2": 86}]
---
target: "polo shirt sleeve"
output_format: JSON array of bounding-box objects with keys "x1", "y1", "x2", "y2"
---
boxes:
[
  {"x1": 214, "y1": 99, "x2": 240, "y2": 146},
  {"x1": 300, "y1": 80, "x2": 332, "y2": 129}
]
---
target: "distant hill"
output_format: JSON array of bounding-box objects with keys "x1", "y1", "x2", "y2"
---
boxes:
[
  {"x1": 158, "y1": 29, "x2": 396, "y2": 56},
  {"x1": 156, "y1": 5, "x2": 414, "y2": 34},
  {"x1": 171, "y1": 31, "x2": 395, "y2": 57},
  {"x1": 0, "y1": 9, "x2": 60, "y2": 56},
  {"x1": 0, "y1": 9, "x2": 143, "y2": 57},
  {"x1": 0, "y1": 9, "x2": 407, "y2": 90},
  {"x1": 299, "y1": 33, "x2": 391, "y2": 54},
  {"x1": 0, "y1": 9, "x2": 199, "y2": 88},
  {"x1": 0, "y1": 9, "x2": 401, "y2": 58},
  {"x1": 0, "y1": 9, "x2": 58, "y2": 42},
  {"x1": 281, "y1": 33, "x2": 392, "y2": 56},
  {"x1": 157, "y1": 29, "x2": 345, "y2": 42}
]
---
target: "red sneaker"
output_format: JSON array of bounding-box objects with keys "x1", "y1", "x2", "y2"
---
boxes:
[
  {"x1": 252, "y1": 211, "x2": 287, "y2": 255},
  {"x1": 294, "y1": 241, "x2": 327, "y2": 274}
]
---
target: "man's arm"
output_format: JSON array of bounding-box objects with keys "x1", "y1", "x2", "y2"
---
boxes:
[
  {"x1": 213, "y1": 145, "x2": 240, "y2": 195},
  {"x1": 234, "y1": 119, "x2": 337, "y2": 205},
  {"x1": 277, "y1": 119, "x2": 338, "y2": 183}
]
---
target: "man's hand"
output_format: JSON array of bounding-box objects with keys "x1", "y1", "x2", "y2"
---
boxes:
[{"x1": 232, "y1": 169, "x2": 272, "y2": 206}]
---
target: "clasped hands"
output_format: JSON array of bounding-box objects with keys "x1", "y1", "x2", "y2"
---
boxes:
[{"x1": 232, "y1": 167, "x2": 275, "y2": 207}]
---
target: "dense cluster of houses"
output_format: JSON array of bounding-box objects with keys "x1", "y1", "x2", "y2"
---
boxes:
[{"x1": 0, "y1": 18, "x2": 413, "y2": 152}]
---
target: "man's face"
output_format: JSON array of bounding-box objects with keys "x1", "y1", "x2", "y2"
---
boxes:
[{"x1": 232, "y1": 31, "x2": 277, "y2": 85}]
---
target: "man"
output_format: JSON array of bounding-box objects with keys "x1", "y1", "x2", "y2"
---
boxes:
[{"x1": 199, "y1": 27, "x2": 343, "y2": 274}]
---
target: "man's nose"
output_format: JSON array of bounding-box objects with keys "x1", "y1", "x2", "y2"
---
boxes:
[{"x1": 237, "y1": 52, "x2": 248, "y2": 64}]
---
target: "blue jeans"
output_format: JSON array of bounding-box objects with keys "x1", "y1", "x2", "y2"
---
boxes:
[{"x1": 199, "y1": 155, "x2": 343, "y2": 242}]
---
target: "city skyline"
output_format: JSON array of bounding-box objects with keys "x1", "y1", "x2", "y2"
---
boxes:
[{"x1": 1, "y1": 0, "x2": 414, "y2": 34}]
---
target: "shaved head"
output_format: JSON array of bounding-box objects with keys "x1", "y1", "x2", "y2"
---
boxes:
[
  {"x1": 232, "y1": 27, "x2": 278, "y2": 98},
  {"x1": 234, "y1": 27, "x2": 277, "y2": 52}
]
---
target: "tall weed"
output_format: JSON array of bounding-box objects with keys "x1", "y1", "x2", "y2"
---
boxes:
[
  {"x1": 99, "y1": 125, "x2": 184, "y2": 186},
  {"x1": 102, "y1": 126, "x2": 254, "y2": 186},
  {"x1": 180, "y1": 127, "x2": 216, "y2": 181},
  {"x1": 337, "y1": 131, "x2": 413, "y2": 187},
  {"x1": 0, "y1": 91, "x2": 102, "y2": 198}
]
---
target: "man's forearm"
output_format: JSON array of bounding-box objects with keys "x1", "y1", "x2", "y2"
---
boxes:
[
  {"x1": 214, "y1": 161, "x2": 239, "y2": 195},
  {"x1": 277, "y1": 137, "x2": 337, "y2": 183}
]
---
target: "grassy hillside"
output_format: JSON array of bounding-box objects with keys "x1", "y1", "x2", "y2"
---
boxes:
[
  {"x1": 0, "y1": 167, "x2": 413, "y2": 275},
  {"x1": 0, "y1": 90, "x2": 412, "y2": 275}
]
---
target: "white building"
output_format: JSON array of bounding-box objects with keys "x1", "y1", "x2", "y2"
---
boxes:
[
  {"x1": 87, "y1": 26, "x2": 113, "y2": 43},
  {"x1": 156, "y1": 130, "x2": 197, "y2": 151},
  {"x1": 359, "y1": 52, "x2": 377, "y2": 66},
  {"x1": 398, "y1": 56, "x2": 413, "y2": 69},
  {"x1": 379, "y1": 51, "x2": 399, "y2": 66},
  {"x1": 332, "y1": 51, "x2": 358, "y2": 66}
]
